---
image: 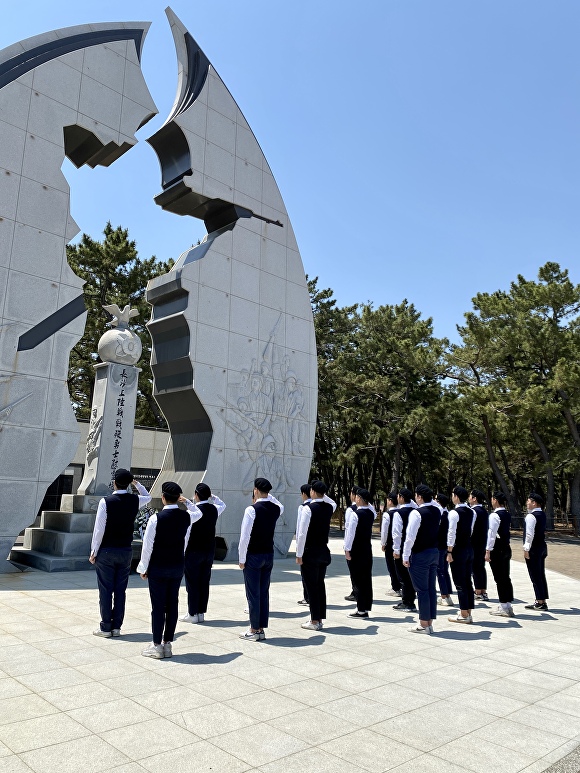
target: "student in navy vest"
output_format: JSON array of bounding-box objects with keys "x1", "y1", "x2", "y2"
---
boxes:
[
  {"x1": 523, "y1": 492, "x2": 549, "y2": 611},
  {"x1": 238, "y1": 477, "x2": 284, "y2": 641},
  {"x1": 402, "y1": 484, "x2": 441, "y2": 634},
  {"x1": 446, "y1": 485, "x2": 477, "y2": 624},
  {"x1": 469, "y1": 489, "x2": 489, "y2": 601},
  {"x1": 179, "y1": 483, "x2": 226, "y2": 624},
  {"x1": 296, "y1": 484, "x2": 312, "y2": 607},
  {"x1": 435, "y1": 493, "x2": 454, "y2": 607},
  {"x1": 295, "y1": 480, "x2": 337, "y2": 630},
  {"x1": 90, "y1": 468, "x2": 151, "y2": 638},
  {"x1": 485, "y1": 491, "x2": 515, "y2": 617},
  {"x1": 343, "y1": 485, "x2": 360, "y2": 602},
  {"x1": 380, "y1": 492, "x2": 402, "y2": 598},
  {"x1": 392, "y1": 488, "x2": 418, "y2": 613},
  {"x1": 137, "y1": 481, "x2": 194, "y2": 659},
  {"x1": 344, "y1": 488, "x2": 375, "y2": 619}
]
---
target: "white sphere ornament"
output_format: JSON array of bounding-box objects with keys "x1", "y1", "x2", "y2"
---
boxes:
[{"x1": 97, "y1": 303, "x2": 142, "y2": 365}]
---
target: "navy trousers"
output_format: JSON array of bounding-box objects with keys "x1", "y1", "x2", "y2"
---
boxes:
[
  {"x1": 244, "y1": 552, "x2": 274, "y2": 630},
  {"x1": 184, "y1": 549, "x2": 214, "y2": 615},
  {"x1": 437, "y1": 548, "x2": 453, "y2": 596},
  {"x1": 95, "y1": 547, "x2": 132, "y2": 632},
  {"x1": 301, "y1": 546, "x2": 331, "y2": 621},
  {"x1": 450, "y1": 547, "x2": 475, "y2": 611},
  {"x1": 490, "y1": 544, "x2": 514, "y2": 603},
  {"x1": 409, "y1": 547, "x2": 438, "y2": 621},
  {"x1": 472, "y1": 539, "x2": 488, "y2": 590},
  {"x1": 147, "y1": 567, "x2": 183, "y2": 644},
  {"x1": 394, "y1": 556, "x2": 416, "y2": 607},
  {"x1": 384, "y1": 542, "x2": 402, "y2": 592},
  {"x1": 526, "y1": 545, "x2": 549, "y2": 600},
  {"x1": 350, "y1": 549, "x2": 373, "y2": 612}
]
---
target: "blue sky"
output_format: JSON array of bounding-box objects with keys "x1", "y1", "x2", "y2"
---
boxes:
[{"x1": 3, "y1": 1, "x2": 580, "y2": 341}]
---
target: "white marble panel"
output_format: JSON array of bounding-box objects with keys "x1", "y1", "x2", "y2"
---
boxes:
[
  {"x1": 0, "y1": 482, "x2": 39, "y2": 537},
  {"x1": 204, "y1": 445, "x2": 225, "y2": 491},
  {"x1": 83, "y1": 44, "x2": 126, "y2": 93},
  {"x1": 232, "y1": 225, "x2": 261, "y2": 268},
  {"x1": 207, "y1": 108, "x2": 236, "y2": 154},
  {"x1": 122, "y1": 59, "x2": 157, "y2": 114},
  {"x1": 261, "y1": 238, "x2": 286, "y2": 279},
  {"x1": 196, "y1": 286, "x2": 231, "y2": 332},
  {"x1": 21, "y1": 134, "x2": 67, "y2": 193},
  {"x1": 235, "y1": 125, "x2": 263, "y2": 169},
  {"x1": 199, "y1": 250, "x2": 231, "y2": 294},
  {"x1": 26, "y1": 91, "x2": 77, "y2": 147},
  {"x1": 0, "y1": 217, "x2": 15, "y2": 269},
  {"x1": 65, "y1": 213, "x2": 80, "y2": 243},
  {"x1": 0, "y1": 168, "x2": 20, "y2": 221},
  {"x1": 0, "y1": 373, "x2": 47, "y2": 428},
  {"x1": 32, "y1": 59, "x2": 82, "y2": 110},
  {"x1": 78, "y1": 74, "x2": 122, "y2": 132},
  {"x1": 44, "y1": 379, "x2": 81, "y2": 432},
  {"x1": 204, "y1": 141, "x2": 235, "y2": 186},
  {"x1": 207, "y1": 71, "x2": 237, "y2": 121},
  {"x1": 56, "y1": 284, "x2": 87, "y2": 337},
  {"x1": 16, "y1": 177, "x2": 69, "y2": 237},
  {"x1": 176, "y1": 102, "x2": 207, "y2": 139},
  {"x1": 60, "y1": 258, "x2": 85, "y2": 289},
  {"x1": 201, "y1": 174, "x2": 233, "y2": 202},
  {"x1": 0, "y1": 266, "x2": 7, "y2": 320},
  {"x1": 286, "y1": 315, "x2": 316, "y2": 356},
  {"x1": 262, "y1": 170, "x2": 285, "y2": 213},
  {"x1": 234, "y1": 157, "x2": 262, "y2": 200},
  {"x1": 258, "y1": 306, "x2": 287, "y2": 346},
  {"x1": 259, "y1": 271, "x2": 286, "y2": 313},
  {"x1": 49, "y1": 332, "x2": 79, "y2": 380},
  {"x1": 195, "y1": 323, "x2": 230, "y2": 368},
  {"x1": 193, "y1": 360, "x2": 228, "y2": 402},
  {"x1": 10, "y1": 223, "x2": 65, "y2": 282},
  {"x1": 229, "y1": 296, "x2": 260, "y2": 338},
  {"x1": 231, "y1": 259, "x2": 259, "y2": 302},
  {"x1": 205, "y1": 404, "x2": 226, "y2": 450},
  {"x1": 58, "y1": 49, "x2": 85, "y2": 72},
  {"x1": 0, "y1": 79, "x2": 31, "y2": 132},
  {"x1": 209, "y1": 227, "x2": 233, "y2": 258},
  {"x1": 286, "y1": 281, "x2": 313, "y2": 321},
  {"x1": 0, "y1": 425, "x2": 43, "y2": 479},
  {"x1": 0, "y1": 121, "x2": 26, "y2": 175},
  {"x1": 286, "y1": 222, "x2": 300, "y2": 252},
  {"x1": 286, "y1": 249, "x2": 306, "y2": 285},
  {"x1": 224, "y1": 331, "x2": 259, "y2": 376},
  {"x1": 232, "y1": 191, "x2": 263, "y2": 219},
  {"x1": 0, "y1": 322, "x2": 53, "y2": 378},
  {"x1": 40, "y1": 426, "x2": 79, "y2": 483},
  {"x1": 261, "y1": 211, "x2": 287, "y2": 246},
  {"x1": 0, "y1": 40, "x2": 26, "y2": 61},
  {"x1": 4, "y1": 269, "x2": 59, "y2": 325},
  {"x1": 120, "y1": 98, "x2": 155, "y2": 144}
]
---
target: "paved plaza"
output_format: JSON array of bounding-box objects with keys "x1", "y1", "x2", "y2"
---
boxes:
[{"x1": 0, "y1": 537, "x2": 579, "y2": 773}]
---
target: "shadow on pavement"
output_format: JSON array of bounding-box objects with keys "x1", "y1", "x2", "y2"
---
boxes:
[
  {"x1": 435, "y1": 630, "x2": 492, "y2": 640},
  {"x1": 323, "y1": 625, "x2": 379, "y2": 636},
  {"x1": 263, "y1": 635, "x2": 325, "y2": 647},
  {"x1": 170, "y1": 651, "x2": 242, "y2": 665}
]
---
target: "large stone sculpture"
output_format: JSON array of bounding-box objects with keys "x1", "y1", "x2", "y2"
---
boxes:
[
  {"x1": 0, "y1": 22, "x2": 158, "y2": 566},
  {"x1": 146, "y1": 10, "x2": 317, "y2": 558}
]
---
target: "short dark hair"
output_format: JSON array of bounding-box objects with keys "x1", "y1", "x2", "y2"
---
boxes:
[
  {"x1": 399, "y1": 488, "x2": 413, "y2": 503},
  {"x1": 436, "y1": 493, "x2": 449, "y2": 508},
  {"x1": 492, "y1": 491, "x2": 507, "y2": 505},
  {"x1": 453, "y1": 485, "x2": 469, "y2": 503},
  {"x1": 300, "y1": 484, "x2": 311, "y2": 496},
  {"x1": 254, "y1": 477, "x2": 272, "y2": 493},
  {"x1": 386, "y1": 491, "x2": 398, "y2": 507},
  {"x1": 350, "y1": 485, "x2": 360, "y2": 496},
  {"x1": 163, "y1": 492, "x2": 180, "y2": 504},
  {"x1": 310, "y1": 480, "x2": 327, "y2": 495},
  {"x1": 195, "y1": 483, "x2": 211, "y2": 500},
  {"x1": 114, "y1": 468, "x2": 133, "y2": 488},
  {"x1": 471, "y1": 489, "x2": 486, "y2": 504},
  {"x1": 357, "y1": 488, "x2": 371, "y2": 503},
  {"x1": 415, "y1": 484, "x2": 432, "y2": 502},
  {"x1": 528, "y1": 491, "x2": 545, "y2": 507}
]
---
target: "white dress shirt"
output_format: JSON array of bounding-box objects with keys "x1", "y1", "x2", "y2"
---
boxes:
[
  {"x1": 486, "y1": 507, "x2": 504, "y2": 551},
  {"x1": 91, "y1": 482, "x2": 151, "y2": 556},
  {"x1": 446, "y1": 505, "x2": 477, "y2": 548},
  {"x1": 238, "y1": 494, "x2": 284, "y2": 564},
  {"x1": 295, "y1": 494, "x2": 337, "y2": 558},
  {"x1": 380, "y1": 507, "x2": 397, "y2": 546},
  {"x1": 136, "y1": 500, "x2": 197, "y2": 574},
  {"x1": 523, "y1": 508, "x2": 542, "y2": 551},
  {"x1": 344, "y1": 504, "x2": 372, "y2": 551},
  {"x1": 402, "y1": 508, "x2": 424, "y2": 562}
]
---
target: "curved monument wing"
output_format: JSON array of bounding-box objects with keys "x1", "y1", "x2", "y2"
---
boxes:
[
  {"x1": 146, "y1": 8, "x2": 317, "y2": 558},
  {"x1": 0, "y1": 21, "x2": 158, "y2": 566}
]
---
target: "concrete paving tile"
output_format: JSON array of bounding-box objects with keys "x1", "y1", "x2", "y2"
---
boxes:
[
  {"x1": 268, "y1": 705, "x2": 356, "y2": 744},
  {"x1": 460, "y1": 656, "x2": 521, "y2": 677},
  {"x1": 471, "y1": 718, "x2": 572, "y2": 757},
  {"x1": 0, "y1": 743, "x2": 11, "y2": 759},
  {"x1": 0, "y1": 694, "x2": 58, "y2": 725},
  {"x1": 101, "y1": 717, "x2": 200, "y2": 760},
  {"x1": 479, "y1": 677, "x2": 553, "y2": 704},
  {"x1": 168, "y1": 702, "x2": 254, "y2": 738},
  {"x1": 40, "y1": 682, "x2": 121, "y2": 711},
  {"x1": 75, "y1": 658, "x2": 147, "y2": 681},
  {"x1": 447, "y1": 686, "x2": 527, "y2": 716},
  {"x1": 190, "y1": 674, "x2": 263, "y2": 700},
  {"x1": 0, "y1": 677, "x2": 30, "y2": 699},
  {"x1": 432, "y1": 735, "x2": 536, "y2": 773},
  {"x1": 67, "y1": 698, "x2": 158, "y2": 733},
  {"x1": 20, "y1": 735, "x2": 130, "y2": 773},
  {"x1": 0, "y1": 755, "x2": 36, "y2": 772},
  {"x1": 316, "y1": 669, "x2": 389, "y2": 694},
  {"x1": 506, "y1": 705, "x2": 580, "y2": 739},
  {"x1": 319, "y1": 727, "x2": 423, "y2": 772},
  {"x1": 359, "y1": 683, "x2": 439, "y2": 711},
  {"x1": 319, "y1": 693, "x2": 403, "y2": 726},
  {"x1": 272, "y1": 678, "x2": 351, "y2": 707},
  {"x1": 535, "y1": 693, "x2": 580, "y2": 720},
  {"x1": 139, "y1": 740, "x2": 250, "y2": 773},
  {"x1": 505, "y1": 669, "x2": 576, "y2": 693},
  {"x1": 211, "y1": 723, "x2": 307, "y2": 766},
  {"x1": 224, "y1": 689, "x2": 305, "y2": 721},
  {"x1": 388, "y1": 754, "x2": 477, "y2": 773},
  {"x1": 15, "y1": 667, "x2": 91, "y2": 693},
  {"x1": 131, "y1": 685, "x2": 213, "y2": 714},
  {"x1": 52, "y1": 647, "x2": 117, "y2": 667},
  {"x1": 257, "y1": 747, "x2": 367, "y2": 773},
  {"x1": 0, "y1": 636, "x2": 22, "y2": 648},
  {"x1": 100, "y1": 671, "x2": 178, "y2": 697},
  {"x1": 0, "y1": 712, "x2": 90, "y2": 753}
]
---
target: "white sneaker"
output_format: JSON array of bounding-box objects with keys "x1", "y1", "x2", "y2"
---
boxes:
[
  {"x1": 490, "y1": 605, "x2": 515, "y2": 618},
  {"x1": 111, "y1": 629, "x2": 121, "y2": 637},
  {"x1": 408, "y1": 624, "x2": 433, "y2": 634},
  {"x1": 386, "y1": 589, "x2": 402, "y2": 597},
  {"x1": 93, "y1": 629, "x2": 112, "y2": 638},
  {"x1": 438, "y1": 596, "x2": 453, "y2": 606},
  {"x1": 448, "y1": 614, "x2": 473, "y2": 624},
  {"x1": 179, "y1": 613, "x2": 199, "y2": 623},
  {"x1": 243, "y1": 607, "x2": 249, "y2": 615},
  {"x1": 301, "y1": 621, "x2": 323, "y2": 631},
  {"x1": 163, "y1": 641, "x2": 172, "y2": 658},
  {"x1": 142, "y1": 642, "x2": 164, "y2": 659},
  {"x1": 198, "y1": 613, "x2": 205, "y2": 622},
  {"x1": 239, "y1": 628, "x2": 260, "y2": 641}
]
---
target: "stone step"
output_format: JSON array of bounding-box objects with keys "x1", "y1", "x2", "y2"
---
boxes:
[
  {"x1": 40, "y1": 511, "x2": 96, "y2": 533},
  {"x1": 8, "y1": 549, "x2": 94, "y2": 572},
  {"x1": 23, "y1": 528, "x2": 92, "y2": 557}
]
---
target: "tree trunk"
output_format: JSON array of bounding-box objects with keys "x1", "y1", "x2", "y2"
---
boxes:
[
  {"x1": 530, "y1": 425, "x2": 555, "y2": 525},
  {"x1": 368, "y1": 439, "x2": 382, "y2": 500},
  {"x1": 392, "y1": 435, "x2": 401, "y2": 490},
  {"x1": 481, "y1": 415, "x2": 520, "y2": 519}
]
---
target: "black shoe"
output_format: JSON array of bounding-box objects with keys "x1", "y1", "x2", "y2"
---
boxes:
[
  {"x1": 348, "y1": 611, "x2": 369, "y2": 619},
  {"x1": 297, "y1": 599, "x2": 309, "y2": 606},
  {"x1": 475, "y1": 592, "x2": 489, "y2": 601},
  {"x1": 344, "y1": 594, "x2": 357, "y2": 601},
  {"x1": 525, "y1": 602, "x2": 548, "y2": 611},
  {"x1": 393, "y1": 602, "x2": 417, "y2": 612}
]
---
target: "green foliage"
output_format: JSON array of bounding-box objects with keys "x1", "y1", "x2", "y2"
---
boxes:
[{"x1": 66, "y1": 222, "x2": 173, "y2": 427}]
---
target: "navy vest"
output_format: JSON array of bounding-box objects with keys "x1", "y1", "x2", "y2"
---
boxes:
[
  {"x1": 453, "y1": 504, "x2": 474, "y2": 550},
  {"x1": 304, "y1": 500, "x2": 333, "y2": 551},
  {"x1": 386, "y1": 507, "x2": 397, "y2": 547},
  {"x1": 437, "y1": 508, "x2": 449, "y2": 550},
  {"x1": 187, "y1": 502, "x2": 218, "y2": 554},
  {"x1": 493, "y1": 508, "x2": 511, "y2": 550},
  {"x1": 398, "y1": 504, "x2": 415, "y2": 545},
  {"x1": 525, "y1": 510, "x2": 546, "y2": 552},
  {"x1": 101, "y1": 492, "x2": 139, "y2": 549},
  {"x1": 471, "y1": 504, "x2": 489, "y2": 546},
  {"x1": 149, "y1": 506, "x2": 191, "y2": 570},
  {"x1": 352, "y1": 507, "x2": 374, "y2": 553},
  {"x1": 247, "y1": 499, "x2": 280, "y2": 555},
  {"x1": 412, "y1": 503, "x2": 441, "y2": 554}
]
